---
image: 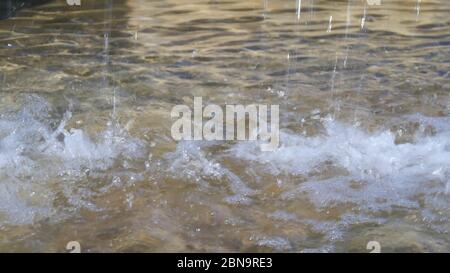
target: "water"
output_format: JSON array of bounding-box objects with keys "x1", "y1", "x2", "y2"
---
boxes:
[{"x1": 0, "y1": 0, "x2": 449, "y2": 252}]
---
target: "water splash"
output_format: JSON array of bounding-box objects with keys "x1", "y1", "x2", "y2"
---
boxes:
[
  {"x1": 229, "y1": 115, "x2": 450, "y2": 234},
  {"x1": 297, "y1": 0, "x2": 302, "y2": 21},
  {"x1": 343, "y1": 0, "x2": 352, "y2": 68},
  {"x1": 160, "y1": 141, "x2": 256, "y2": 205},
  {"x1": 361, "y1": 4, "x2": 367, "y2": 30},
  {"x1": 327, "y1": 15, "x2": 333, "y2": 33},
  {"x1": 415, "y1": 0, "x2": 421, "y2": 21},
  {"x1": 0, "y1": 95, "x2": 146, "y2": 225}
]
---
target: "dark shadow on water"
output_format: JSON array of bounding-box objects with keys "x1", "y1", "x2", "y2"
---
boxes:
[{"x1": 0, "y1": 0, "x2": 53, "y2": 19}]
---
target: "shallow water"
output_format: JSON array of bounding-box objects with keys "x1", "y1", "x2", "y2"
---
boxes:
[{"x1": 0, "y1": 0, "x2": 449, "y2": 252}]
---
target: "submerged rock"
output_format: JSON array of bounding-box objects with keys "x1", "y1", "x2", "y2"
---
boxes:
[{"x1": 0, "y1": 0, "x2": 51, "y2": 19}]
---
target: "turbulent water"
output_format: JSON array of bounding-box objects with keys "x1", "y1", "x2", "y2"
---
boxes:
[{"x1": 0, "y1": 0, "x2": 449, "y2": 252}]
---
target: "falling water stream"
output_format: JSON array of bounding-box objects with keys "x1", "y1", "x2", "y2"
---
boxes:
[{"x1": 0, "y1": 0, "x2": 449, "y2": 252}]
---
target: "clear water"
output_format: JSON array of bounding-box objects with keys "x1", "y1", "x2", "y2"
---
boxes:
[{"x1": 0, "y1": 0, "x2": 449, "y2": 252}]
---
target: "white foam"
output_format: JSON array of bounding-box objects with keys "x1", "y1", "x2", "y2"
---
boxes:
[
  {"x1": 232, "y1": 116, "x2": 450, "y2": 179},
  {"x1": 230, "y1": 115, "x2": 450, "y2": 233},
  {"x1": 256, "y1": 236, "x2": 292, "y2": 251},
  {"x1": 163, "y1": 141, "x2": 256, "y2": 205},
  {"x1": 0, "y1": 95, "x2": 146, "y2": 225}
]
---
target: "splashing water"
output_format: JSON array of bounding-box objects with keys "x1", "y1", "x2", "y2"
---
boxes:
[
  {"x1": 0, "y1": 0, "x2": 448, "y2": 252},
  {"x1": 0, "y1": 95, "x2": 145, "y2": 225},
  {"x1": 230, "y1": 115, "x2": 450, "y2": 235}
]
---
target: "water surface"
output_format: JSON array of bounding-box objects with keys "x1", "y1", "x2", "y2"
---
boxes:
[{"x1": 0, "y1": 0, "x2": 449, "y2": 252}]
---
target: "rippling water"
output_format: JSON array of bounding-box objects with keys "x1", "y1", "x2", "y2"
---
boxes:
[{"x1": 0, "y1": 0, "x2": 449, "y2": 252}]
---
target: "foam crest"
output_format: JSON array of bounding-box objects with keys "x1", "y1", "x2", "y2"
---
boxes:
[{"x1": 232, "y1": 116, "x2": 450, "y2": 181}]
